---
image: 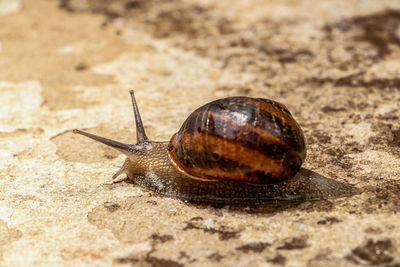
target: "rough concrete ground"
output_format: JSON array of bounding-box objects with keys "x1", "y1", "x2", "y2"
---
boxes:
[{"x1": 0, "y1": 0, "x2": 400, "y2": 266}]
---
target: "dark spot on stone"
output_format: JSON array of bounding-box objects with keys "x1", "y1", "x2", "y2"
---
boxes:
[
  {"x1": 115, "y1": 242, "x2": 183, "y2": 267},
  {"x1": 178, "y1": 251, "x2": 189, "y2": 260},
  {"x1": 323, "y1": 147, "x2": 354, "y2": 171},
  {"x1": 182, "y1": 222, "x2": 240, "y2": 240},
  {"x1": 364, "y1": 114, "x2": 373, "y2": 120},
  {"x1": 307, "y1": 130, "x2": 332, "y2": 145},
  {"x1": 377, "y1": 113, "x2": 399, "y2": 121},
  {"x1": 350, "y1": 10, "x2": 400, "y2": 58},
  {"x1": 317, "y1": 216, "x2": 341, "y2": 225},
  {"x1": 114, "y1": 256, "x2": 139, "y2": 264},
  {"x1": 116, "y1": 30, "x2": 122, "y2": 35},
  {"x1": 267, "y1": 254, "x2": 286, "y2": 265},
  {"x1": 347, "y1": 239, "x2": 394, "y2": 265},
  {"x1": 258, "y1": 47, "x2": 314, "y2": 64},
  {"x1": 334, "y1": 71, "x2": 365, "y2": 87},
  {"x1": 309, "y1": 71, "x2": 364, "y2": 88},
  {"x1": 58, "y1": 0, "x2": 74, "y2": 12},
  {"x1": 59, "y1": 0, "x2": 121, "y2": 17},
  {"x1": 358, "y1": 78, "x2": 400, "y2": 90},
  {"x1": 75, "y1": 63, "x2": 88, "y2": 71},
  {"x1": 388, "y1": 128, "x2": 400, "y2": 147},
  {"x1": 348, "y1": 113, "x2": 363, "y2": 124},
  {"x1": 241, "y1": 88, "x2": 251, "y2": 94},
  {"x1": 343, "y1": 141, "x2": 364, "y2": 154},
  {"x1": 207, "y1": 252, "x2": 224, "y2": 262},
  {"x1": 209, "y1": 228, "x2": 240, "y2": 241},
  {"x1": 310, "y1": 75, "x2": 400, "y2": 91},
  {"x1": 308, "y1": 76, "x2": 335, "y2": 87},
  {"x1": 236, "y1": 242, "x2": 271, "y2": 253},
  {"x1": 368, "y1": 122, "x2": 400, "y2": 155},
  {"x1": 264, "y1": 82, "x2": 271, "y2": 87},
  {"x1": 277, "y1": 235, "x2": 308, "y2": 250},
  {"x1": 150, "y1": 233, "x2": 174, "y2": 244},
  {"x1": 103, "y1": 202, "x2": 120, "y2": 212},
  {"x1": 279, "y1": 49, "x2": 314, "y2": 64},
  {"x1": 100, "y1": 21, "x2": 108, "y2": 28},
  {"x1": 362, "y1": 179, "x2": 400, "y2": 214},
  {"x1": 145, "y1": 256, "x2": 183, "y2": 267},
  {"x1": 125, "y1": 1, "x2": 141, "y2": 9},
  {"x1": 364, "y1": 227, "x2": 383, "y2": 234},
  {"x1": 148, "y1": 5, "x2": 212, "y2": 39},
  {"x1": 321, "y1": 106, "x2": 346, "y2": 113},
  {"x1": 104, "y1": 154, "x2": 116, "y2": 159},
  {"x1": 147, "y1": 200, "x2": 158, "y2": 205},
  {"x1": 324, "y1": 9, "x2": 400, "y2": 58},
  {"x1": 182, "y1": 222, "x2": 199, "y2": 231}
]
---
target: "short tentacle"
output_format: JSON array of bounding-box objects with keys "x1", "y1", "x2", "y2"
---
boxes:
[{"x1": 112, "y1": 158, "x2": 130, "y2": 180}]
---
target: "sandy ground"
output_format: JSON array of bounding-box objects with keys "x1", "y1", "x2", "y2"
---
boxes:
[{"x1": 0, "y1": 0, "x2": 400, "y2": 266}]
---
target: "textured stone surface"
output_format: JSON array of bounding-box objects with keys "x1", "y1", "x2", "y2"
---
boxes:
[{"x1": 1, "y1": 0, "x2": 400, "y2": 266}]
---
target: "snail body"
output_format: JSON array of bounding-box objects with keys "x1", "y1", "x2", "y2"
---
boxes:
[{"x1": 73, "y1": 91, "x2": 359, "y2": 205}]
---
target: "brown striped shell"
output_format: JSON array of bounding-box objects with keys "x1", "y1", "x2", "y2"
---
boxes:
[{"x1": 167, "y1": 97, "x2": 306, "y2": 184}]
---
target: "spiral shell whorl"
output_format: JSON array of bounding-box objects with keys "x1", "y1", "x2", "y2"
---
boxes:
[{"x1": 167, "y1": 97, "x2": 306, "y2": 184}]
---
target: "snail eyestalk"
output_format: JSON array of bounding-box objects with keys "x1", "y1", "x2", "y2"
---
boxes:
[
  {"x1": 130, "y1": 90, "x2": 149, "y2": 144},
  {"x1": 72, "y1": 129, "x2": 133, "y2": 156}
]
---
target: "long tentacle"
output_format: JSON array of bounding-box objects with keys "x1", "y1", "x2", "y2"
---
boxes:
[
  {"x1": 73, "y1": 129, "x2": 134, "y2": 156},
  {"x1": 130, "y1": 90, "x2": 148, "y2": 143}
]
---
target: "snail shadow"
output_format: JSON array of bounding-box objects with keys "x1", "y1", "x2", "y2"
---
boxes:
[
  {"x1": 114, "y1": 170, "x2": 360, "y2": 215},
  {"x1": 187, "y1": 168, "x2": 361, "y2": 214},
  {"x1": 187, "y1": 197, "x2": 343, "y2": 215},
  {"x1": 112, "y1": 178, "x2": 303, "y2": 214},
  {"x1": 191, "y1": 201, "x2": 309, "y2": 214}
]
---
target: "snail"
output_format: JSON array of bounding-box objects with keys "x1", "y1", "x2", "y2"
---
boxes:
[{"x1": 73, "y1": 91, "x2": 359, "y2": 205}]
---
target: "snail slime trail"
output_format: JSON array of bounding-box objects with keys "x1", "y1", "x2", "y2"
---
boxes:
[{"x1": 73, "y1": 91, "x2": 360, "y2": 206}]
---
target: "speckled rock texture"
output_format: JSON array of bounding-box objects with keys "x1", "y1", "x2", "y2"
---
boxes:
[{"x1": 1, "y1": 0, "x2": 400, "y2": 266}]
